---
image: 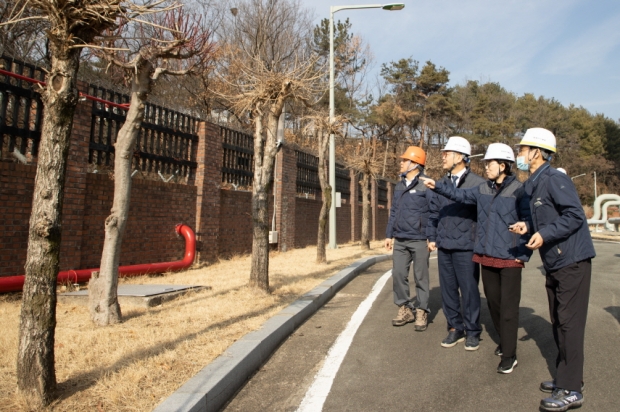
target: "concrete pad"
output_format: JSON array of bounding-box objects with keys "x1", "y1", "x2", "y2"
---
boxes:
[{"x1": 58, "y1": 284, "x2": 210, "y2": 308}]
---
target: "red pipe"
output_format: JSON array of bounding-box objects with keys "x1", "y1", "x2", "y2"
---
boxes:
[
  {"x1": 0, "y1": 68, "x2": 130, "y2": 110},
  {"x1": 0, "y1": 224, "x2": 196, "y2": 293}
]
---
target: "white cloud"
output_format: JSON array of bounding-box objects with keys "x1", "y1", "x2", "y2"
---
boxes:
[{"x1": 541, "y1": 12, "x2": 620, "y2": 75}]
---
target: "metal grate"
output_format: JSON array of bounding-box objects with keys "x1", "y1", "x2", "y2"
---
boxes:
[
  {"x1": 221, "y1": 126, "x2": 254, "y2": 187},
  {"x1": 0, "y1": 55, "x2": 44, "y2": 161},
  {"x1": 378, "y1": 179, "x2": 388, "y2": 206},
  {"x1": 88, "y1": 85, "x2": 199, "y2": 178},
  {"x1": 296, "y1": 150, "x2": 320, "y2": 197},
  {"x1": 336, "y1": 164, "x2": 351, "y2": 200}
]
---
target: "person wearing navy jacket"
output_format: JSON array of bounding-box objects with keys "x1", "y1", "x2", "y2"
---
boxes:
[
  {"x1": 385, "y1": 146, "x2": 433, "y2": 331},
  {"x1": 421, "y1": 143, "x2": 533, "y2": 374},
  {"x1": 510, "y1": 128, "x2": 595, "y2": 412},
  {"x1": 427, "y1": 136, "x2": 486, "y2": 351}
]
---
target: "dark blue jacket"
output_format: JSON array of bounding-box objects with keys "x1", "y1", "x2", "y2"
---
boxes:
[
  {"x1": 433, "y1": 175, "x2": 533, "y2": 262},
  {"x1": 524, "y1": 163, "x2": 596, "y2": 271},
  {"x1": 427, "y1": 168, "x2": 486, "y2": 250},
  {"x1": 386, "y1": 172, "x2": 433, "y2": 241}
]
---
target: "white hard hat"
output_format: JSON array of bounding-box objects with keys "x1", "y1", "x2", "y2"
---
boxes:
[
  {"x1": 484, "y1": 143, "x2": 515, "y2": 162},
  {"x1": 556, "y1": 167, "x2": 567, "y2": 174},
  {"x1": 518, "y1": 127, "x2": 557, "y2": 153},
  {"x1": 441, "y1": 136, "x2": 471, "y2": 156}
]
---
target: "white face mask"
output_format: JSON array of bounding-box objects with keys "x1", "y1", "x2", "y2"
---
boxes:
[{"x1": 516, "y1": 156, "x2": 529, "y2": 171}]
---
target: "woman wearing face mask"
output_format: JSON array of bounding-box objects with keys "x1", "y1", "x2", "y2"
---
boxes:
[{"x1": 421, "y1": 143, "x2": 532, "y2": 374}]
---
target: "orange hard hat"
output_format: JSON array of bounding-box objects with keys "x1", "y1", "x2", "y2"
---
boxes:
[{"x1": 400, "y1": 146, "x2": 426, "y2": 166}]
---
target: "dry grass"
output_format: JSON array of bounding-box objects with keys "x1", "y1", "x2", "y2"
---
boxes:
[{"x1": 0, "y1": 241, "x2": 385, "y2": 411}]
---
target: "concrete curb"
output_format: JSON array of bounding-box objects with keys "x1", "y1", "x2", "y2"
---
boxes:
[{"x1": 153, "y1": 254, "x2": 391, "y2": 412}]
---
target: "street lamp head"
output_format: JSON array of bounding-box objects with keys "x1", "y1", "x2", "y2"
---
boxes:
[{"x1": 382, "y1": 3, "x2": 405, "y2": 10}]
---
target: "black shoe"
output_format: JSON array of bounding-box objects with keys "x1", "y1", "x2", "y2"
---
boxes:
[
  {"x1": 494, "y1": 345, "x2": 503, "y2": 356},
  {"x1": 540, "y1": 388, "x2": 583, "y2": 411},
  {"x1": 464, "y1": 335, "x2": 480, "y2": 351},
  {"x1": 440, "y1": 329, "x2": 465, "y2": 348},
  {"x1": 497, "y1": 356, "x2": 517, "y2": 374},
  {"x1": 540, "y1": 380, "x2": 585, "y2": 393}
]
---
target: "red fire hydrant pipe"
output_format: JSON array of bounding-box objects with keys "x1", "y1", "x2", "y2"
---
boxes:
[{"x1": 0, "y1": 224, "x2": 196, "y2": 293}]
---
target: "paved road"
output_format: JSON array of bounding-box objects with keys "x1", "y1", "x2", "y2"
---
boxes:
[{"x1": 224, "y1": 241, "x2": 620, "y2": 412}]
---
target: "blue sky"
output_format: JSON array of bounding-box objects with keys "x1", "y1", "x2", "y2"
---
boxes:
[{"x1": 303, "y1": 0, "x2": 620, "y2": 122}]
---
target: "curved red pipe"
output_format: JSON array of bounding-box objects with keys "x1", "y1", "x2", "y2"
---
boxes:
[{"x1": 0, "y1": 224, "x2": 196, "y2": 293}]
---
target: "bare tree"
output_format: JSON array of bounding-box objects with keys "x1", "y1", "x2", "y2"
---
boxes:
[
  {"x1": 301, "y1": 113, "x2": 344, "y2": 263},
  {"x1": 347, "y1": 97, "x2": 412, "y2": 249},
  {"x1": 0, "y1": 0, "x2": 189, "y2": 406},
  {"x1": 87, "y1": 9, "x2": 215, "y2": 326},
  {"x1": 213, "y1": 0, "x2": 322, "y2": 291}
]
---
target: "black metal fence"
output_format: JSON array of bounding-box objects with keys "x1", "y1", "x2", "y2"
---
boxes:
[
  {"x1": 378, "y1": 179, "x2": 388, "y2": 206},
  {"x1": 0, "y1": 55, "x2": 44, "y2": 161},
  {"x1": 221, "y1": 126, "x2": 254, "y2": 187},
  {"x1": 336, "y1": 164, "x2": 351, "y2": 201},
  {"x1": 296, "y1": 150, "x2": 320, "y2": 197},
  {"x1": 89, "y1": 85, "x2": 199, "y2": 179}
]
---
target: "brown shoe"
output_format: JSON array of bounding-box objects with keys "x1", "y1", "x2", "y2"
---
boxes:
[
  {"x1": 414, "y1": 309, "x2": 428, "y2": 331},
  {"x1": 392, "y1": 305, "x2": 415, "y2": 326}
]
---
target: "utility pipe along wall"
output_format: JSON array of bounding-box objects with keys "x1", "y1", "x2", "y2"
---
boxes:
[{"x1": 0, "y1": 224, "x2": 196, "y2": 293}]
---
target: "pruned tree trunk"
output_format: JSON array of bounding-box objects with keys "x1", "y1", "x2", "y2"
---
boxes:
[
  {"x1": 89, "y1": 61, "x2": 153, "y2": 325},
  {"x1": 17, "y1": 49, "x2": 82, "y2": 408},
  {"x1": 360, "y1": 172, "x2": 371, "y2": 250},
  {"x1": 316, "y1": 129, "x2": 331, "y2": 263},
  {"x1": 250, "y1": 98, "x2": 286, "y2": 291}
]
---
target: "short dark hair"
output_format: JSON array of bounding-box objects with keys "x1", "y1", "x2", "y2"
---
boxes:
[{"x1": 499, "y1": 161, "x2": 513, "y2": 176}]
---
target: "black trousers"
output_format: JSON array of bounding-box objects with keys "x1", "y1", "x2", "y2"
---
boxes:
[
  {"x1": 481, "y1": 266, "x2": 522, "y2": 359},
  {"x1": 546, "y1": 259, "x2": 591, "y2": 392}
]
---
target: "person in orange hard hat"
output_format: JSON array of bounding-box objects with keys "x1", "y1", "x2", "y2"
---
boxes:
[{"x1": 385, "y1": 146, "x2": 433, "y2": 331}]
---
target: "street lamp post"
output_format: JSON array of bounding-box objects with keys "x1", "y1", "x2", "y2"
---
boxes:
[{"x1": 328, "y1": 2, "x2": 404, "y2": 249}]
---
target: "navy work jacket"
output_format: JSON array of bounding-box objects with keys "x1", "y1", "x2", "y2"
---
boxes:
[
  {"x1": 386, "y1": 172, "x2": 433, "y2": 241},
  {"x1": 433, "y1": 175, "x2": 533, "y2": 262},
  {"x1": 427, "y1": 168, "x2": 486, "y2": 251},
  {"x1": 524, "y1": 163, "x2": 596, "y2": 271}
]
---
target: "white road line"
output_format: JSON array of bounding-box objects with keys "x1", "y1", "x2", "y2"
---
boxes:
[{"x1": 297, "y1": 269, "x2": 392, "y2": 412}]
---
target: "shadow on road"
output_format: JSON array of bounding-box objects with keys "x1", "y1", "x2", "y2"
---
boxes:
[
  {"x1": 604, "y1": 306, "x2": 620, "y2": 325},
  {"x1": 519, "y1": 307, "x2": 556, "y2": 375},
  {"x1": 427, "y1": 286, "x2": 442, "y2": 325}
]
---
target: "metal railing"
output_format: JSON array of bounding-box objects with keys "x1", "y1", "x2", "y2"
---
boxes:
[
  {"x1": 221, "y1": 126, "x2": 254, "y2": 187},
  {"x1": 88, "y1": 85, "x2": 199, "y2": 179},
  {"x1": 0, "y1": 55, "x2": 44, "y2": 161},
  {"x1": 296, "y1": 150, "x2": 320, "y2": 197}
]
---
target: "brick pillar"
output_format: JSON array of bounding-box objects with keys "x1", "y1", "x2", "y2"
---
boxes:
[
  {"x1": 371, "y1": 178, "x2": 378, "y2": 240},
  {"x1": 60, "y1": 80, "x2": 91, "y2": 270},
  {"x1": 275, "y1": 145, "x2": 296, "y2": 252},
  {"x1": 194, "y1": 121, "x2": 222, "y2": 263},
  {"x1": 350, "y1": 170, "x2": 358, "y2": 241}
]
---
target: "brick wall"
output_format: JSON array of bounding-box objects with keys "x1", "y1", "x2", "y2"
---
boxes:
[
  {"x1": 0, "y1": 163, "x2": 35, "y2": 276},
  {"x1": 294, "y1": 198, "x2": 322, "y2": 248},
  {"x1": 0, "y1": 78, "x2": 395, "y2": 278},
  {"x1": 218, "y1": 189, "x2": 253, "y2": 257},
  {"x1": 80, "y1": 174, "x2": 196, "y2": 269}
]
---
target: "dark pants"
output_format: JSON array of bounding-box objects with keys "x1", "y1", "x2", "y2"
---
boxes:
[
  {"x1": 481, "y1": 266, "x2": 522, "y2": 359},
  {"x1": 392, "y1": 238, "x2": 430, "y2": 311},
  {"x1": 546, "y1": 259, "x2": 591, "y2": 393},
  {"x1": 438, "y1": 248, "x2": 481, "y2": 337}
]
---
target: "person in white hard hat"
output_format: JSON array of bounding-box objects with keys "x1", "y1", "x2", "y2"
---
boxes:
[
  {"x1": 427, "y1": 137, "x2": 486, "y2": 350},
  {"x1": 510, "y1": 127, "x2": 595, "y2": 411},
  {"x1": 421, "y1": 142, "x2": 533, "y2": 374}
]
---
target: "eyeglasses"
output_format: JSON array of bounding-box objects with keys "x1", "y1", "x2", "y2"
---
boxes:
[{"x1": 484, "y1": 161, "x2": 498, "y2": 169}]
